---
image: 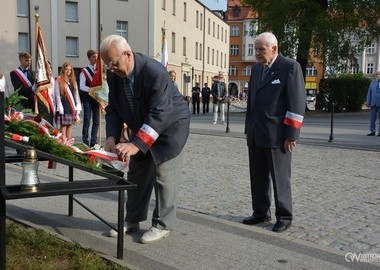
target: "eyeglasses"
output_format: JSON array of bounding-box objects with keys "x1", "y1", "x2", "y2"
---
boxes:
[{"x1": 106, "y1": 51, "x2": 127, "y2": 70}]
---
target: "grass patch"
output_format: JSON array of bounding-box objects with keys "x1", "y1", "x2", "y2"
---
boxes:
[{"x1": 5, "y1": 220, "x2": 128, "y2": 270}]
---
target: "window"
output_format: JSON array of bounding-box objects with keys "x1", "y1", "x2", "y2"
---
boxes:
[
  {"x1": 220, "y1": 52, "x2": 223, "y2": 68},
  {"x1": 231, "y1": 26, "x2": 239, "y2": 37},
  {"x1": 306, "y1": 66, "x2": 317, "y2": 76},
  {"x1": 313, "y1": 45, "x2": 319, "y2": 57},
  {"x1": 221, "y1": 27, "x2": 223, "y2": 41},
  {"x1": 66, "y1": 37, "x2": 78, "y2": 57},
  {"x1": 367, "y1": 44, "x2": 375, "y2": 54},
  {"x1": 200, "y1": 13, "x2": 203, "y2": 30},
  {"x1": 183, "y1": 2, "x2": 187, "y2": 21},
  {"x1": 231, "y1": 45, "x2": 239, "y2": 56},
  {"x1": 172, "y1": 32, "x2": 176, "y2": 53},
  {"x1": 196, "y1": 11, "x2": 199, "y2": 28},
  {"x1": 199, "y1": 43, "x2": 202, "y2": 61},
  {"x1": 207, "y1": 47, "x2": 210, "y2": 64},
  {"x1": 367, "y1": 63, "x2": 374, "y2": 74},
  {"x1": 217, "y1": 25, "x2": 219, "y2": 39},
  {"x1": 195, "y1": 42, "x2": 198, "y2": 59},
  {"x1": 224, "y1": 54, "x2": 227, "y2": 68},
  {"x1": 212, "y1": 49, "x2": 214, "y2": 65},
  {"x1": 243, "y1": 66, "x2": 251, "y2": 76},
  {"x1": 162, "y1": 0, "x2": 166, "y2": 10},
  {"x1": 183, "y1": 37, "x2": 186, "y2": 56},
  {"x1": 213, "y1": 22, "x2": 215, "y2": 37},
  {"x1": 225, "y1": 29, "x2": 227, "y2": 43},
  {"x1": 248, "y1": 44, "x2": 254, "y2": 56},
  {"x1": 18, "y1": 32, "x2": 29, "y2": 52},
  {"x1": 352, "y1": 65, "x2": 359, "y2": 74},
  {"x1": 216, "y1": 50, "x2": 219, "y2": 66},
  {"x1": 208, "y1": 18, "x2": 210, "y2": 34},
  {"x1": 65, "y1": 1, "x2": 78, "y2": 22},
  {"x1": 17, "y1": 0, "x2": 28, "y2": 17},
  {"x1": 172, "y1": 0, "x2": 176, "y2": 15},
  {"x1": 116, "y1": 21, "x2": 128, "y2": 40},
  {"x1": 229, "y1": 66, "x2": 237, "y2": 76}
]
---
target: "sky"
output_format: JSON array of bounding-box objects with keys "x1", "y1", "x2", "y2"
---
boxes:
[{"x1": 198, "y1": 0, "x2": 228, "y2": 11}]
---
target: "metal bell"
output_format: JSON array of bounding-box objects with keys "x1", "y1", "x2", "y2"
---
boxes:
[{"x1": 20, "y1": 148, "x2": 40, "y2": 191}]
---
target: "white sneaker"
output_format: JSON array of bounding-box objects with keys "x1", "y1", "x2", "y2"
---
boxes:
[
  {"x1": 139, "y1": 227, "x2": 170, "y2": 244},
  {"x1": 106, "y1": 222, "x2": 140, "y2": 238},
  {"x1": 213, "y1": 121, "x2": 217, "y2": 125}
]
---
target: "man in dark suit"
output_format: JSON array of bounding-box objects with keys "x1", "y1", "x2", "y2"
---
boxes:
[
  {"x1": 192, "y1": 82, "x2": 200, "y2": 114},
  {"x1": 201, "y1": 82, "x2": 211, "y2": 114},
  {"x1": 10, "y1": 52, "x2": 35, "y2": 110},
  {"x1": 243, "y1": 32, "x2": 306, "y2": 232},
  {"x1": 100, "y1": 35, "x2": 190, "y2": 243}
]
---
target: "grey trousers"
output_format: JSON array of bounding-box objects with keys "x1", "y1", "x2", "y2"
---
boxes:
[{"x1": 125, "y1": 150, "x2": 183, "y2": 230}]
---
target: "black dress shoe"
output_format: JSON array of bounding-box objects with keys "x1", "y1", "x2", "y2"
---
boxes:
[
  {"x1": 242, "y1": 215, "x2": 271, "y2": 225},
  {"x1": 272, "y1": 221, "x2": 292, "y2": 232},
  {"x1": 367, "y1": 132, "x2": 375, "y2": 136}
]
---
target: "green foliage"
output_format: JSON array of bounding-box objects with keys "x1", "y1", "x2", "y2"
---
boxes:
[
  {"x1": 6, "y1": 220, "x2": 128, "y2": 269},
  {"x1": 243, "y1": 0, "x2": 380, "y2": 74},
  {"x1": 317, "y1": 73, "x2": 370, "y2": 112},
  {"x1": 5, "y1": 89, "x2": 32, "y2": 113}
]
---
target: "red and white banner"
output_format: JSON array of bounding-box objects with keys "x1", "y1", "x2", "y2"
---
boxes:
[
  {"x1": 35, "y1": 19, "x2": 53, "y2": 113},
  {"x1": 89, "y1": 53, "x2": 109, "y2": 111}
]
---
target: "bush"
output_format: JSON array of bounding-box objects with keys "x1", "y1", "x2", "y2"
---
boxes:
[{"x1": 317, "y1": 73, "x2": 370, "y2": 112}]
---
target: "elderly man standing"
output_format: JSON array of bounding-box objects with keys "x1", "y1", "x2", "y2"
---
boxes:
[
  {"x1": 100, "y1": 35, "x2": 190, "y2": 243},
  {"x1": 243, "y1": 32, "x2": 305, "y2": 232}
]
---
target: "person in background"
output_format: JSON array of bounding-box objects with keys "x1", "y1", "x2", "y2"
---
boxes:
[
  {"x1": 191, "y1": 82, "x2": 200, "y2": 114},
  {"x1": 0, "y1": 71, "x2": 9, "y2": 97},
  {"x1": 201, "y1": 82, "x2": 211, "y2": 114},
  {"x1": 10, "y1": 52, "x2": 35, "y2": 110},
  {"x1": 365, "y1": 70, "x2": 380, "y2": 136},
  {"x1": 211, "y1": 75, "x2": 227, "y2": 124},
  {"x1": 100, "y1": 35, "x2": 190, "y2": 244},
  {"x1": 54, "y1": 62, "x2": 81, "y2": 139},
  {"x1": 42, "y1": 61, "x2": 56, "y2": 126},
  {"x1": 169, "y1": 70, "x2": 179, "y2": 90},
  {"x1": 243, "y1": 32, "x2": 306, "y2": 233},
  {"x1": 79, "y1": 49, "x2": 100, "y2": 147}
]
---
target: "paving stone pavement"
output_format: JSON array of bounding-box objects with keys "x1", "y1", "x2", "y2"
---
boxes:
[
  {"x1": 179, "y1": 134, "x2": 380, "y2": 256},
  {"x1": 4, "y1": 111, "x2": 380, "y2": 262}
]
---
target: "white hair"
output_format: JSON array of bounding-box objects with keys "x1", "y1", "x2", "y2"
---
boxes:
[
  {"x1": 255, "y1": 32, "x2": 278, "y2": 47},
  {"x1": 100, "y1": 35, "x2": 132, "y2": 53}
]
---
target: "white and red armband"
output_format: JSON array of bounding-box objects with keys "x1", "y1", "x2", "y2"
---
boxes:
[{"x1": 283, "y1": 111, "x2": 303, "y2": 129}]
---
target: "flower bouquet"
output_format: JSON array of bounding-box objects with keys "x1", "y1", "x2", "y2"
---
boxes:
[{"x1": 4, "y1": 108, "x2": 127, "y2": 176}]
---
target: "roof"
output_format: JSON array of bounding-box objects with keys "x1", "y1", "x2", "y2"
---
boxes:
[{"x1": 226, "y1": 0, "x2": 257, "y2": 21}]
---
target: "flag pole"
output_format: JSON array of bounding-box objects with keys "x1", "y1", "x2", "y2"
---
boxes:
[{"x1": 34, "y1": 8, "x2": 40, "y2": 114}]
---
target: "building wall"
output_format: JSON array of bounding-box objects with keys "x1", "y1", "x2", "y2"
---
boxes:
[{"x1": 0, "y1": 0, "x2": 229, "y2": 98}]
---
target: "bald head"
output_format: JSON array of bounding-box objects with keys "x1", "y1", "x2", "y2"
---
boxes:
[
  {"x1": 100, "y1": 35, "x2": 131, "y2": 54},
  {"x1": 254, "y1": 32, "x2": 278, "y2": 65},
  {"x1": 100, "y1": 35, "x2": 134, "y2": 78}
]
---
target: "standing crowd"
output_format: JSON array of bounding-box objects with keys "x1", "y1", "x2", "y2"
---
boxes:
[{"x1": 13, "y1": 31, "x2": 375, "y2": 244}]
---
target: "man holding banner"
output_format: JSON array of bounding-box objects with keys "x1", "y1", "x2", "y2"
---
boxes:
[{"x1": 79, "y1": 49, "x2": 100, "y2": 147}]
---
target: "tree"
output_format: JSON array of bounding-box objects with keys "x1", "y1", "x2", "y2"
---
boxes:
[{"x1": 243, "y1": 0, "x2": 380, "y2": 78}]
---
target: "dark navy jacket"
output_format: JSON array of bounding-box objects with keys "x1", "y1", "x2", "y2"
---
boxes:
[{"x1": 106, "y1": 53, "x2": 190, "y2": 165}]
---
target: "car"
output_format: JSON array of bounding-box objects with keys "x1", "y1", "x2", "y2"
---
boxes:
[{"x1": 306, "y1": 93, "x2": 316, "y2": 103}]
